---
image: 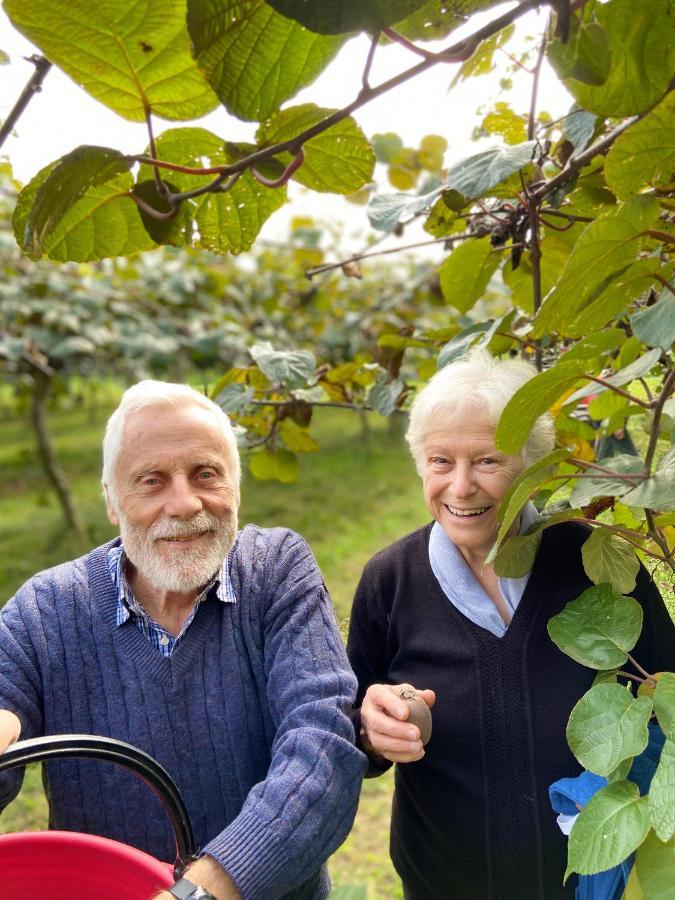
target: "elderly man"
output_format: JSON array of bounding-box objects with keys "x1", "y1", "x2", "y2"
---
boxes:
[{"x1": 0, "y1": 381, "x2": 366, "y2": 900}]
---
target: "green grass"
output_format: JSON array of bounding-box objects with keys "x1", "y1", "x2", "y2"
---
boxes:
[{"x1": 0, "y1": 400, "x2": 426, "y2": 897}]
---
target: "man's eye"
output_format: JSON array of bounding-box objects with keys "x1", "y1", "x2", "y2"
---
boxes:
[{"x1": 197, "y1": 470, "x2": 216, "y2": 479}]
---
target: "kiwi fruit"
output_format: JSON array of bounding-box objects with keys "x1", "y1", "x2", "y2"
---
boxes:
[{"x1": 398, "y1": 687, "x2": 432, "y2": 746}]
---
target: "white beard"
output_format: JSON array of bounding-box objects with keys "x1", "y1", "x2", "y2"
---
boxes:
[{"x1": 119, "y1": 509, "x2": 238, "y2": 594}]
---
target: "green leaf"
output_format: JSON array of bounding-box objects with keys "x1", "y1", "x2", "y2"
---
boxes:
[
  {"x1": 566, "y1": 781, "x2": 651, "y2": 878},
  {"x1": 250, "y1": 342, "x2": 316, "y2": 389},
  {"x1": 487, "y1": 449, "x2": 571, "y2": 563},
  {"x1": 568, "y1": 454, "x2": 645, "y2": 507},
  {"x1": 654, "y1": 673, "x2": 675, "y2": 741},
  {"x1": 436, "y1": 322, "x2": 491, "y2": 368},
  {"x1": 566, "y1": 260, "x2": 668, "y2": 338},
  {"x1": 49, "y1": 335, "x2": 97, "y2": 359},
  {"x1": 581, "y1": 529, "x2": 640, "y2": 593},
  {"x1": 438, "y1": 238, "x2": 499, "y2": 314},
  {"x1": 593, "y1": 669, "x2": 619, "y2": 687},
  {"x1": 605, "y1": 92, "x2": 675, "y2": 200},
  {"x1": 567, "y1": 684, "x2": 652, "y2": 776},
  {"x1": 480, "y1": 102, "x2": 528, "y2": 145},
  {"x1": 562, "y1": 328, "x2": 626, "y2": 362},
  {"x1": 444, "y1": 141, "x2": 537, "y2": 201},
  {"x1": 635, "y1": 831, "x2": 675, "y2": 900},
  {"x1": 371, "y1": 133, "x2": 404, "y2": 164},
  {"x1": 493, "y1": 508, "x2": 582, "y2": 577},
  {"x1": 531, "y1": 196, "x2": 661, "y2": 338},
  {"x1": 503, "y1": 233, "x2": 575, "y2": 316},
  {"x1": 216, "y1": 383, "x2": 255, "y2": 415},
  {"x1": 369, "y1": 378, "x2": 405, "y2": 416},
  {"x1": 622, "y1": 450, "x2": 675, "y2": 511},
  {"x1": 631, "y1": 292, "x2": 675, "y2": 352},
  {"x1": 392, "y1": 0, "x2": 497, "y2": 42},
  {"x1": 494, "y1": 357, "x2": 589, "y2": 456},
  {"x1": 563, "y1": 107, "x2": 597, "y2": 154},
  {"x1": 368, "y1": 186, "x2": 442, "y2": 232},
  {"x1": 649, "y1": 738, "x2": 675, "y2": 841},
  {"x1": 264, "y1": 0, "x2": 427, "y2": 34},
  {"x1": 551, "y1": 0, "x2": 674, "y2": 118},
  {"x1": 279, "y1": 419, "x2": 319, "y2": 453},
  {"x1": 567, "y1": 348, "x2": 662, "y2": 405},
  {"x1": 548, "y1": 21, "x2": 611, "y2": 86},
  {"x1": 453, "y1": 24, "x2": 515, "y2": 82},
  {"x1": 138, "y1": 127, "x2": 287, "y2": 254},
  {"x1": 257, "y1": 104, "x2": 375, "y2": 194},
  {"x1": 187, "y1": 0, "x2": 344, "y2": 121},
  {"x1": 248, "y1": 448, "x2": 299, "y2": 483},
  {"x1": 131, "y1": 179, "x2": 193, "y2": 247},
  {"x1": 16, "y1": 147, "x2": 133, "y2": 258},
  {"x1": 548, "y1": 583, "x2": 643, "y2": 670},
  {"x1": 0, "y1": 48, "x2": 9, "y2": 64},
  {"x1": 13, "y1": 156, "x2": 155, "y2": 262},
  {"x1": 3, "y1": 0, "x2": 218, "y2": 121}
]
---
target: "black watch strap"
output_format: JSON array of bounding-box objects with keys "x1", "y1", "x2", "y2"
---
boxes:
[{"x1": 167, "y1": 876, "x2": 214, "y2": 899}]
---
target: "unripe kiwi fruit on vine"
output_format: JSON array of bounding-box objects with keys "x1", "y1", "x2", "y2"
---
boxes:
[{"x1": 398, "y1": 687, "x2": 432, "y2": 745}]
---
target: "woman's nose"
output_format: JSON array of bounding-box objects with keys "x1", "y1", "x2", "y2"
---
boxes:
[{"x1": 451, "y1": 463, "x2": 475, "y2": 497}]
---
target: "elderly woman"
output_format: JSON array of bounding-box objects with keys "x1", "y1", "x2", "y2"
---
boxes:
[{"x1": 347, "y1": 352, "x2": 675, "y2": 900}]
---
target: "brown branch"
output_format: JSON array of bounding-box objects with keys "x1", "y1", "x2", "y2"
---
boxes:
[
  {"x1": 250, "y1": 149, "x2": 305, "y2": 188},
  {"x1": 362, "y1": 32, "x2": 379, "y2": 90},
  {"x1": 582, "y1": 374, "x2": 654, "y2": 409},
  {"x1": 382, "y1": 27, "x2": 479, "y2": 63},
  {"x1": 144, "y1": 109, "x2": 167, "y2": 198},
  {"x1": 645, "y1": 229, "x2": 675, "y2": 245},
  {"x1": 0, "y1": 55, "x2": 52, "y2": 151},
  {"x1": 653, "y1": 273, "x2": 675, "y2": 295},
  {"x1": 305, "y1": 232, "x2": 473, "y2": 279},
  {"x1": 645, "y1": 368, "x2": 675, "y2": 475},
  {"x1": 527, "y1": 26, "x2": 548, "y2": 140}
]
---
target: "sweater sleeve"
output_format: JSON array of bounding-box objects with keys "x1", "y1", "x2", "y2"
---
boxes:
[
  {"x1": 202, "y1": 529, "x2": 367, "y2": 900},
  {"x1": 0, "y1": 580, "x2": 46, "y2": 812},
  {"x1": 346, "y1": 557, "x2": 396, "y2": 777}
]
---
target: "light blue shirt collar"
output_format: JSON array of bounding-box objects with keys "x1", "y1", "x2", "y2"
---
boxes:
[{"x1": 428, "y1": 502, "x2": 540, "y2": 637}]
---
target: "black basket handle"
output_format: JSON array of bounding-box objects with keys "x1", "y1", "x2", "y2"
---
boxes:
[{"x1": 0, "y1": 733, "x2": 197, "y2": 879}]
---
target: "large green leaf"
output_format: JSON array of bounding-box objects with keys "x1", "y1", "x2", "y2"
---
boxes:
[
  {"x1": 13, "y1": 154, "x2": 156, "y2": 262},
  {"x1": 531, "y1": 197, "x2": 661, "y2": 338},
  {"x1": 369, "y1": 186, "x2": 442, "y2": 232},
  {"x1": 631, "y1": 291, "x2": 675, "y2": 352},
  {"x1": 567, "y1": 684, "x2": 652, "y2": 775},
  {"x1": 187, "y1": 0, "x2": 344, "y2": 121},
  {"x1": 568, "y1": 454, "x2": 645, "y2": 508},
  {"x1": 444, "y1": 141, "x2": 536, "y2": 201},
  {"x1": 566, "y1": 261, "x2": 668, "y2": 338},
  {"x1": 452, "y1": 23, "x2": 515, "y2": 82},
  {"x1": 249, "y1": 448, "x2": 299, "y2": 483},
  {"x1": 547, "y1": 583, "x2": 643, "y2": 670},
  {"x1": 566, "y1": 781, "x2": 651, "y2": 878},
  {"x1": 567, "y1": 348, "x2": 662, "y2": 405},
  {"x1": 635, "y1": 831, "x2": 675, "y2": 900},
  {"x1": 436, "y1": 321, "x2": 492, "y2": 368},
  {"x1": 649, "y1": 739, "x2": 675, "y2": 841},
  {"x1": 392, "y1": 0, "x2": 498, "y2": 42},
  {"x1": 622, "y1": 449, "x2": 675, "y2": 511},
  {"x1": 438, "y1": 238, "x2": 499, "y2": 313},
  {"x1": 503, "y1": 233, "x2": 576, "y2": 315},
  {"x1": 486, "y1": 449, "x2": 570, "y2": 563},
  {"x1": 495, "y1": 357, "x2": 589, "y2": 456},
  {"x1": 547, "y1": 20, "x2": 611, "y2": 87},
  {"x1": 605, "y1": 92, "x2": 675, "y2": 200},
  {"x1": 549, "y1": 0, "x2": 674, "y2": 118},
  {"x1": 492, "y1": 508, "x2": 582, "y2": 578},
  {"x1": 263, "y1": 0, "x2": 427, "y2": 34},
  {"x1": 15, "y1": 147, "x2": 133, "y2": 258},
  {"x1": 368, "y1": 378, "x2": 405, "y2": 416},
  {"x1": 250, "y1": 341, "x2": 316, "y2": 388},
  {"x1": 3, "y1": 0, "x2": 218, "y2": 121},
  {"x1": 562, "y1": 328, "x2": 626, "y2": 362},
  {"x1": 581, "y1": 528, "x2": 640, "y2": 593},
  {"x1": 138, "y1": 127, "x2": 287, "y2": 253},
  {"x1": 256, "y1": 105, "x2": 375, "y2": 194},
  {"x1": 654, "y1": 674, "x2": 675, "y2": 741}
]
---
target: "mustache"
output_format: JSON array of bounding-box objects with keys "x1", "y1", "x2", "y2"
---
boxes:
[{"x1": 148, "y1": 512, "x2": 224, "y2": 541}]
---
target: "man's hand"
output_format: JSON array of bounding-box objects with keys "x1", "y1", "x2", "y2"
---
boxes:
[
  {"x1": 0, "y1": 710, "x2": 21, "y2": 753},
  {"x1": 360, "y1": 683, "x2": 435, "y2": 763},
  {"x1": 154, "y1": 855, "x2": 241, "y2": 900}
]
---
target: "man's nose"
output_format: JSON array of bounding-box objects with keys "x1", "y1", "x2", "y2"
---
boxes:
[{"x1": 164, "y1": 476, "x2": 203, "y2": 517}]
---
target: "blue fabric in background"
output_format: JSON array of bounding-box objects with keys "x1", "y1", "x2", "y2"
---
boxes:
[{"x1": 549, "y1": 723, "x2": 664, "y2": 900}]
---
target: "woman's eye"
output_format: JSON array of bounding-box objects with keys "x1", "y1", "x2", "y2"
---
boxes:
[{"x1": 480, "y1": 457, "x2": 498, "y2": 465}]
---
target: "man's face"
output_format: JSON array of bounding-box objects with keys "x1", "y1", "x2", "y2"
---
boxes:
[{"x1": 106, "y1": 402, "x2": 239, "y2": 595}]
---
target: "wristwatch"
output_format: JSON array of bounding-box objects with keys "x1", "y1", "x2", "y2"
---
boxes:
[{"x1": 167, "y1": 876, "x2": 216, "y2": 899}]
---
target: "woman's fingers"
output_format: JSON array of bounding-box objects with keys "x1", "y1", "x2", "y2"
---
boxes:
[{"x1": 361, "y1": 683, "x2": 429, "y2": 761}]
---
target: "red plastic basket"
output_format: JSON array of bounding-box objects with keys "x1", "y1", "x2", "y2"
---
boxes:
[{"x1": 0, "y1": 735, "x2": 196, "y2": 900}]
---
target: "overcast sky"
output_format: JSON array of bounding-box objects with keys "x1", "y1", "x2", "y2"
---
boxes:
[{"x1": 0, "y1": 4, "x2": 573, "y2": 258}]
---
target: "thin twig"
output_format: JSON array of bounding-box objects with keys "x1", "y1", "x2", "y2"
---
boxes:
[
  {"x1": 626, "y1": 653, "x2": 653, "y2": 681},
  {"x1": 144, "y1": 109, "x2": 167, "y2": 197},
  {"x1": 362, "y1": 32, "x2": 379, "y2": 90},
  {"x1": 582, "y1": 374, "x2": 654, "y2": 409},
  {"x1": 527, "y1": 26, "x2": 548, "y2": 140},
  {"x1": 0, "y1": 55, "x2": 52, "y2": 151}
]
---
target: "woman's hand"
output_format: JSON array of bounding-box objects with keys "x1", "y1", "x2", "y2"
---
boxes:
[
  {"x1": 360, "y1": 683, "x2": 435, "y2": 763},
  {"x1": 0, "y1": 710, "x2": 21, "y2": 753}
]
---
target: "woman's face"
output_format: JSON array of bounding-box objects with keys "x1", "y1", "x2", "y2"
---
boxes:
[{"x1": 421, "y1": 410, "x2": 524, "y2": 564}]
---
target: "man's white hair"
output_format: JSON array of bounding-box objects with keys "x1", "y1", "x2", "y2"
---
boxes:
[
  {"x1": 406, "y1": 350, "x2": 555, "y2": 473},
  {"x1": 102, "y1": 380, "x2": 240, "y2": 509}
]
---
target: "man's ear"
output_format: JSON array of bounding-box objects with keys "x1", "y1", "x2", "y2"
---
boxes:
[{"x1": 103, "y1": 485, "x2": 119, "y2": 526}]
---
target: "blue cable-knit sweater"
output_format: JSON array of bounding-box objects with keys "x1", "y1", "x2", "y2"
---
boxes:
[{"x1": 0, "y1": 526, "x2": 366, "y2": 900}]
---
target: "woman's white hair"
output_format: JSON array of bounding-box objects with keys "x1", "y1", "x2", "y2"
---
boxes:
[
  {"x1": 406, "y1": 350, "x2": 555, "y2": 473},
  {"x1": 102, "y1": 380, "x2": 240, "y2": 510}
]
